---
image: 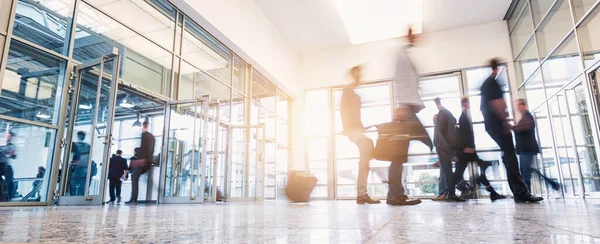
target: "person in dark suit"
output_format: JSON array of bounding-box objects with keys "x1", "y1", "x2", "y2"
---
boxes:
[
  {"x1": 107, "y1": 150, "x2": 128, "y2": 204},
  {"x1": 126, "y1": 121, "x2": 155, "y2": 205},
  {"x1": 480, "y1": 59, "x2": 542, "y2": 203},
  {"x1": 512, "y1": 99, "x2": 560, "y2": 192},
  {"x1": 453, "y1": 96, "x2": 506, "y2": 201},
  {"x1": 433, "y1": 97, "x2": 464, "y2": 202}
]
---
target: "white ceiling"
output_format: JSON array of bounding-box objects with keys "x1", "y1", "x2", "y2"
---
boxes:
[{"x1": 254, "y1": 0, "x2": 512, "y2": 53}]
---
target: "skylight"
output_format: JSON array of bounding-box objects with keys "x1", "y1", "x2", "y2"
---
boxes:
[{"x1": 333, "y1": 0, "x2": 423, "y2": 45}]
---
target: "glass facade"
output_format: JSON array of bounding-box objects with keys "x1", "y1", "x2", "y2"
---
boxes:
[
  {"x1": 510, "y1": 0, "x2": 600, "y2": 198},
  {"x1": 305, "y1": 65, "x2": 514, "y2": 199},
  {"x1": 0, "y1": 0, "x2": 292, "y2": 205}
]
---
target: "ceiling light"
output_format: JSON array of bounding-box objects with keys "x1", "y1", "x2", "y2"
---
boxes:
[
  {"x1": 132, "y1": 114, "x2": 141, "y2": 127},
  {"x1": 333, "y1": 0, "x2": 423, "y2": 45},
  {"x1": 36, "y1": 109, "x2": 51, "y2": 120},
  {"x1": 79, "y1": 101, "x2": 92, "y2": 110},
  {"x1": 119, "y1": 95, "x2": 135, "y2": 108}
]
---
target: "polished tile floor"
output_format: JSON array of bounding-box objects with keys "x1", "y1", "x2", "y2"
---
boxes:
[{"x1": 1, "y1": 199, "x2": 600, "y2": 243}]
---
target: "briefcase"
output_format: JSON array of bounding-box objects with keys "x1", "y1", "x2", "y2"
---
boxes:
[
  {"x1": 285, "y1": 171, "x2": 318, "y2": 202},
  {"x1": 373, "y1": 121, "x2": 433, "y2": 162}
]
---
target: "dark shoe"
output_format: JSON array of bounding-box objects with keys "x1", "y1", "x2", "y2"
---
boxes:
[
  {"x1": 117, "y1": 197, "x2": 122, "y2": 203},
  {"x1": 387, "y1": 198, "x2": 422, "y2": 206},
  {"x1": 432, "y1": 194, "x2": 446, "y2": 201},
  {"x1": 445, "y1": 195, "x2": 467, "y2": 202},
  {"x1": 490, "y1": 193, "x2": 507, "y2": 201},
  {"x1": 105, "y1": 200, "x2": 115, "y2": 204},
  {"x1": 356, "y1": 195, "x2": 381, "y2": 204},
  {"x1": 514, "y1": 195, "x2": 543, "y2": 203},
  {"x1": 124, "y1": 201, "x2": 137, "y2": 205},
  {"x1": 477, "y1": 160, "x2": 492, "y2": 170},
  {"x1": 549, "y1": 181, "x2": 561, "y2": 191}
]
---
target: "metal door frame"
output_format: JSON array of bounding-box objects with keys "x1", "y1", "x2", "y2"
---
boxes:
[
  {"x1": 57, "y1": 52, "x2": 121, "y2": 205},
  {"x1": 582, "y1": 63, "x2": 600, "y2": 198},
  {"x1": 225, "y1": 124, "x2": 266, "y2": 202}
]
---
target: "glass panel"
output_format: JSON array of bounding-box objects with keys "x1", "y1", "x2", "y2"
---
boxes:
[
  {"x1": 510, "y1": 2, "x2": 534, "y2": 57},
  {"x1": 540, "y1": 148, "x2": 561, "y2": 198},
  {"x1": 508, "y1": 0, "x2": 528, "y2": 32},
  {"x1": 180, "y1": 60, "x2": 230, "y2": 102},
  {"x1": 277, "y1": 118, "x2": 288, "y2": 148},
  {"x1": 233, "y1": 56, "x2": 246, "y2": 93},
  {"x1": 85, "y1": 0, "x2": 176, "y2": 51},
  {"x1": 264, "y1": 143, "x2": 276, "y2": 198},
  {"x1": 74, "y1": 2, "x2": 172, "y2": 95},
  {"x1": 531, "y1": 0, "x2": 556, "y2": 25},
  {"x1": 231, "y1": 91, "x2": 245, "y2": 125},
  {"x1": 164, "y1": 103, "x2": 200, "y2": 197},
  {"x1": 0, "y1": 119, "x2": 56, "y2": 202},
  {"x1": 566, "y1": 82, "x2": 600, "y2": 194},
  {"x1": 305, "y1": 89, "x2": 330, "y2": 136},
  {"x1": 1, "y1": 39, "x2": 66, "y2": 126},
  {"x1": 12, "y1": 0, "x2": 74, "y2": 55},
  {"x1": 252, "y1": 71, "x2": 276, "y2": 112},
  {"x1": 525, "y1": 69, "x2": 546, "y2": 109},
  {"x1": 516, "y1": 39, "x2": 540, "y2": 84},
  {"x1": 577, "y1": 4, "x2": 600, "y2": 68},
  {"x1": 572, "y1": 0, "x2": 598, "y2": 22},
  {"x1": 536, "y1": 0, "x2": 574, "y2": 59},
  {"x1": 473, "y1": 123, "x2": 499, "y2": 150},
  {"x1": 230, "y1": 127, "x2": 247, "y2": 198},
  {"x1": 182, "y1": 17, "x2": 231, "y2": 84},
  {"x1": 0, "y1": 0, "x2": 13, "y2": 33},
  {"x1": 419, "y1": 75, "x2": 460, "y2": 99},
  {"x1": 542, "y1": 33, "x2": 583, "y2": 90},
  {"x1": 277, "y1": 91, "x2": 289, "y2": 120}
]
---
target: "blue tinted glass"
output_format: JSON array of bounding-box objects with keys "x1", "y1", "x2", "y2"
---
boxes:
[
  {"x1": 12, "y1": 0, "x2": 75, "y2": 55},
  {"x1": 1, "y1": 39, "x2": 67, "y2": 125}
]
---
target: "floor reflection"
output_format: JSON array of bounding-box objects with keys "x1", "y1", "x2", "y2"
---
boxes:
[{"x1": 0, "y1": 199, "x2": 599, "y2": 243}]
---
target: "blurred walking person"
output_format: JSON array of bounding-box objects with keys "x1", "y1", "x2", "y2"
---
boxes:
[
  {"x1": 480, "y1": 59, "x2": 542, "y2": 203},
  {"x1": 454, "y1": 96, "x2": 506, "y2": 201},
  {"x1": 512, "y1": 99, "x2": 560, "y2": 193},
  {"x1": 126, "y1": 121, "x2": 155, "y2": 205},
  {"x1": 385, "y1": 27, "x2": 431, "y2": 206},
  {"x1": 433, "y1": 97, "x2": 464, "y2": 202},
  {"x1": 341, "y1": 66, "x2": 380, "y2": 204}
]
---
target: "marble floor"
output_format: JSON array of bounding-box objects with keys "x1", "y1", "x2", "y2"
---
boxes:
[{"x1": 1, "y1": 199, "x2": 600, "y2": 243}]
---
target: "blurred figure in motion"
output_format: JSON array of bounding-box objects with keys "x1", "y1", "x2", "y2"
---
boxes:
[
  {"x1": 385, "y1": 27, "x2": 429, "y2": 206},
  {"x1": 433, "y1": 97, "x2": 464, "y2": 202},
  {"x1": 0, "y1": 132, "x2": 17, "y2": 201},
  {"x1": 432, "y1": 114, "x2": 447, "y2": 201},
  {"x1": 512, "y1": 99, "x2": 560, "y2": 193},
  {"x1": 455, "y1": 96, "x2": 506, "y2": 201},
  {"x1": 480, "y1": 59, "x2": 542, "y2": 203},
  {"x1": 33, "y1": 166, "x2": 45, "y2": 201},
  {"x1": 126, "y1": 121, "x2": 155, "y2": 205},
  {"x1": 341, "y1": 66, "x2": 380, "y2": 204}
]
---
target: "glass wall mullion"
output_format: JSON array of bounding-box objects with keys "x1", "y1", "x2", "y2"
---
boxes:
[{"x1": 0, "y1": 0, "x2": 18, "y2": 91}]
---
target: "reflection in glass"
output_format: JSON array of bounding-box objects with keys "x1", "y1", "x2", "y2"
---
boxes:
[
  {"x1": 0, "y1": 119, "x2": 56, "y2": 202},
  {"x1": 510, "y1": 2, "x2": 534, "y2": 57},
  {"x1": 252, "y1": 71, "x2": 276, "y2": 112},
  {"x1": 179, "y1": 60, "x2": 230, "y2": 102},
  {"x1": 535, "y1": 0, "x2": 574, "y2": 59},
  {"x1": 542, "y1": 33, "x2": 583, "y2": 90},
  {"x1": 86, "y1": 0, "x2": 176, "y2": 51},
  {"x1": 233, "y1": 57, "x2": 246, "y2": 93},
  {"x1": 182, "y1": 17, "x2": 231, "y2": 84},
  {"x1": 531, "y1": 0, "x2": 555, "y2": 25},
  {"x1": 74, "y1": 2, "x2": 172, "y2": 95},
  {"x1": 1, "y1": 40, "x2": 66, "y2": 125},
  {"x1": 517, "y1": 39, "x2": 540, "y2": 84},
  {"x1": 577, "y1": 5, "x2": 600, "y2": 68},
  {"x1": 12, "y1": 0, "x2": 74, "y2": 55}
]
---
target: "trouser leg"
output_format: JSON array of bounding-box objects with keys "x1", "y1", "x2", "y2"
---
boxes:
[
  {"x1": 388, "y1": 160, "x2": 407, "y2": 201},
  {"x1": 438, "y1": 149, "x2": 455, "y2": 196},
  {"x1": 438, "y1": 167, "x2": 447, "y2": 196},
  {"x1": 5, "y1": 165, "x2": 13, "y2": 199},
  {"x1": 130, "y1": 168, "x2": 141, "y2": 202},
  {"x1": 519, "y1": 153, "x2": 534, "y2": 192},
  {"x1": 116, "y1": 179, "x2": 122, "y2": 198},
  {"x1": 109, "y1": 178, "x2": 116, "y2": 201},
  {"x1": 452, "y1": 161, "x2": 469, "y2": 195},
  {"x1": 350, "y1": 135, "x2": 374, "y2": 197},
  {"x1": 491, "y1": 133, "x2": 530, "y2": 198}
]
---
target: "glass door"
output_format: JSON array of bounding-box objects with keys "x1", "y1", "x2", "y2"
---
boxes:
[
  {"x1": 226, "y1": 125, "x2": 265, "y2": 202},
  {"x1": 161, "y1": 100, "x2": 206, "y2": 203},
  {"x1": 58, "y1": 54, "x2": 121, "y2": 205}
]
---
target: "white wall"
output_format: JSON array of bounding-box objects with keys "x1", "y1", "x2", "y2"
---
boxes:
[
  {"x1": 172, "y1": 0, "x2": 300, "y2": 96},
  {"x1": 291, "y1": 21, "x2": 515, "y2": 170}
]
